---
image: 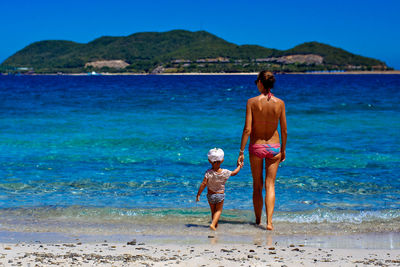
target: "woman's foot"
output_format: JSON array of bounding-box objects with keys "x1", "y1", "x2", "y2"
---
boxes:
[
  {"x1": 209, "y1": 224, "x2": 216, "y2": 231},
  {"x1": 267, "y1": 223, "x2": 273, "y2": 231}
]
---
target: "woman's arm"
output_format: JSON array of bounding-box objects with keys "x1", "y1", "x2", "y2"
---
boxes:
[
  {"x1": 238, "y1": 100, "x2": 252, "y2": 164},
  {"x1": 196, "y1": 176, "x2": 207, "y2": 202},
  {"x1": 280, "y1": 100, "x2": 287, "y2": 162}
]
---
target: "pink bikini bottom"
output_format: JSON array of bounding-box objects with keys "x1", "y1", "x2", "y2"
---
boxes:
[{"x1": 249, "y1": 144, "x2": 281, "y2": 159}]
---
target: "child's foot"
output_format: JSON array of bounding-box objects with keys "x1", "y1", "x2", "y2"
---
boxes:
[
  {"x1": 209, "y1": 224, "x2": 216, "y2": 231},
  {"x1": 267, "y1": 223, "x2": 273, "y2": 231}
]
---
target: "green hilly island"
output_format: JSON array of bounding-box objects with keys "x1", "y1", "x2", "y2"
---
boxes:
[{"x1": 0, "y1": 30, "x2": 391, "y2": 73}]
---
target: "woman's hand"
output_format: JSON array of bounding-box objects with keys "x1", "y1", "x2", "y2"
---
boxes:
[
  {"x1": 280, "y1": 150, "x2": 286, "y2": 162},
  {"x1": 237, "y1": 154, "x2": 244, "y2": 166}
]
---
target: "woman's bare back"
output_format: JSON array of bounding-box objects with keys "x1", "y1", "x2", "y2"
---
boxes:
[{"x1": 248, "y1": 95, "x2": 284, "y2": 145}]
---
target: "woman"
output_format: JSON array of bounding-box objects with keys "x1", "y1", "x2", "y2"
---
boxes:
[{"x1": 237, "y1": 71, "x2": 287, "y2": 230}]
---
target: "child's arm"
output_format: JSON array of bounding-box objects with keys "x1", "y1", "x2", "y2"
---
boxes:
[
  {"x1": 196, "y1": 176, "x2": 207, "y2": 202},
  {"x1": 230, "y1": 162, "x2": 244, "y2": 176}
]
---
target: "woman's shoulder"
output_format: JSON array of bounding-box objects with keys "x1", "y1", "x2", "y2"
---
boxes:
[
  {"x1": 273, "y1": 96, "x2": 284, "y2": 103},
  {"x1": 246, "y1": 96, "x2": 260, "y2": 107},
  {"x1": 247, "y1": 95, "x2": 284, "y2": 105},
  {"x1": 247, "y1": 96, "x2": 259, "y2": 102}
]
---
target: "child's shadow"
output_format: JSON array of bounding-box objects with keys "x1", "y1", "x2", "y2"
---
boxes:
[
  {"x1": 185, "y1": 224, "x2": 210, "y2": 228},
  {"x1": 185, "y1": 220, "x2": 253, "y2": 228}
]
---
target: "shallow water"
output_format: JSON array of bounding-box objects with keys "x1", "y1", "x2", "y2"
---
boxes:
[{"x1": 0, "y1": 74, "x2": 399, "y2": 235}]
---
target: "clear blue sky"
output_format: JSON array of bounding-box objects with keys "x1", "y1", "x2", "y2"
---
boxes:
[{"x1": 1, "y1": 0, "x2": 399, "y2": 69}]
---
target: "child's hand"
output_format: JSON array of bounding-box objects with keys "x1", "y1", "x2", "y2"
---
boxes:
[{"x1": 196, "y1": 195, "x2": 200, "y2": 202}]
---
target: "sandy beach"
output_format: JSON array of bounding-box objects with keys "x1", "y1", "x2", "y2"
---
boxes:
[
  {"x1": 1, "y1": 239, "x2": 400, "y2": 266},
  {"x1": 1, "y1": 228, "x2": 399, "y2": 266}
]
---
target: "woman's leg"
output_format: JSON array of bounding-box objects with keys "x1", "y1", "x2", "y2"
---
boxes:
[
  {"x1": 250, "y1": 153, "x2": 264, "y2": 225},
  {"x1": 265, "y1": 154, "x2": 281, "y2": 230},
  {"x1": 210, "y1": 200, "x2": 224, "y2": 230}
]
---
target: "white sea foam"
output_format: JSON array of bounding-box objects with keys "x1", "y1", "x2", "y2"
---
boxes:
[{"x1": 274, "y1": 209, "x2": 400, "y2": 224}]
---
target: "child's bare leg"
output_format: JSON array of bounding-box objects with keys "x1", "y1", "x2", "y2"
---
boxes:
[
  {"x1": 208, "y1": 201, "x2": 216, "y2": 223},
  {"x1": 210, "y1": 201, "x2": 224, "y2": 230}
]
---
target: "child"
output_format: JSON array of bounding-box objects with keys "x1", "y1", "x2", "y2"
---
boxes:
[{"x1": 196, "y1": 148, "x2": 243, "y2": 230}]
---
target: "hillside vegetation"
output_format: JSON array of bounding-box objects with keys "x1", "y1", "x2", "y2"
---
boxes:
[{"x1": 1, "y1": 30, "x2": 389, "y2": 73}]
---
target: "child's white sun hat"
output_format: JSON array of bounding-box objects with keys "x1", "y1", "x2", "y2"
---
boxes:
[{"x1": 208, "y1": 148, "x2": 224, "y2": 162}]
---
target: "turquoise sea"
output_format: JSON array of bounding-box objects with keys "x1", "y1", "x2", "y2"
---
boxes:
[{"x1": 0, "y1": 74, "x2": 399, "y2": 239}]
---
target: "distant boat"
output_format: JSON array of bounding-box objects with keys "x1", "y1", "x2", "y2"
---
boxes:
[{"x1": 88, "y1": 71, "x2": 101, "y2": 76}]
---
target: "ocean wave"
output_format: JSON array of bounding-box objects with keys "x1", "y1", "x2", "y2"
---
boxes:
[
  {"x1": 276, "y1": 176, "x2": 398, "y2": 196},
  {"x1": 1, "y1": 206, "x2": 399, "y2": 236},
  {"x1": 1, "y1": 206, "x2": 399, "y2": 224},
  {"x1": 0, "y1": 179, "x2": 179, "y2": 192},
  {"x1": 274, "y1": 209, "x2": 400, "y2": 224}
]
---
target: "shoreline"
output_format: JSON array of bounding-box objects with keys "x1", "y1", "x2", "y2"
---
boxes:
[
  {"x1": 1, "y1": 70, "x2": 400, "y2": 76},
  {"x1": 1, "y1": 230, "x2": 399, "y2": 249},
  {"x1": 1, "y1": 210, "x2": 400, "y2": 264}
]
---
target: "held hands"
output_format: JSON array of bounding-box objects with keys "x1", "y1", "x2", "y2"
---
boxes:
[
  {"x1": 237, "y1": 153, "x2": 244, "y2": 166},
  {"x1": 237, "y1": 161, "x2": 244, "y2": 168}
]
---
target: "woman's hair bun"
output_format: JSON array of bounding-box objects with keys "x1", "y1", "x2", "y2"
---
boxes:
[{"x1": 258, "y1": 70, "x2": 275, "y2": 90}]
